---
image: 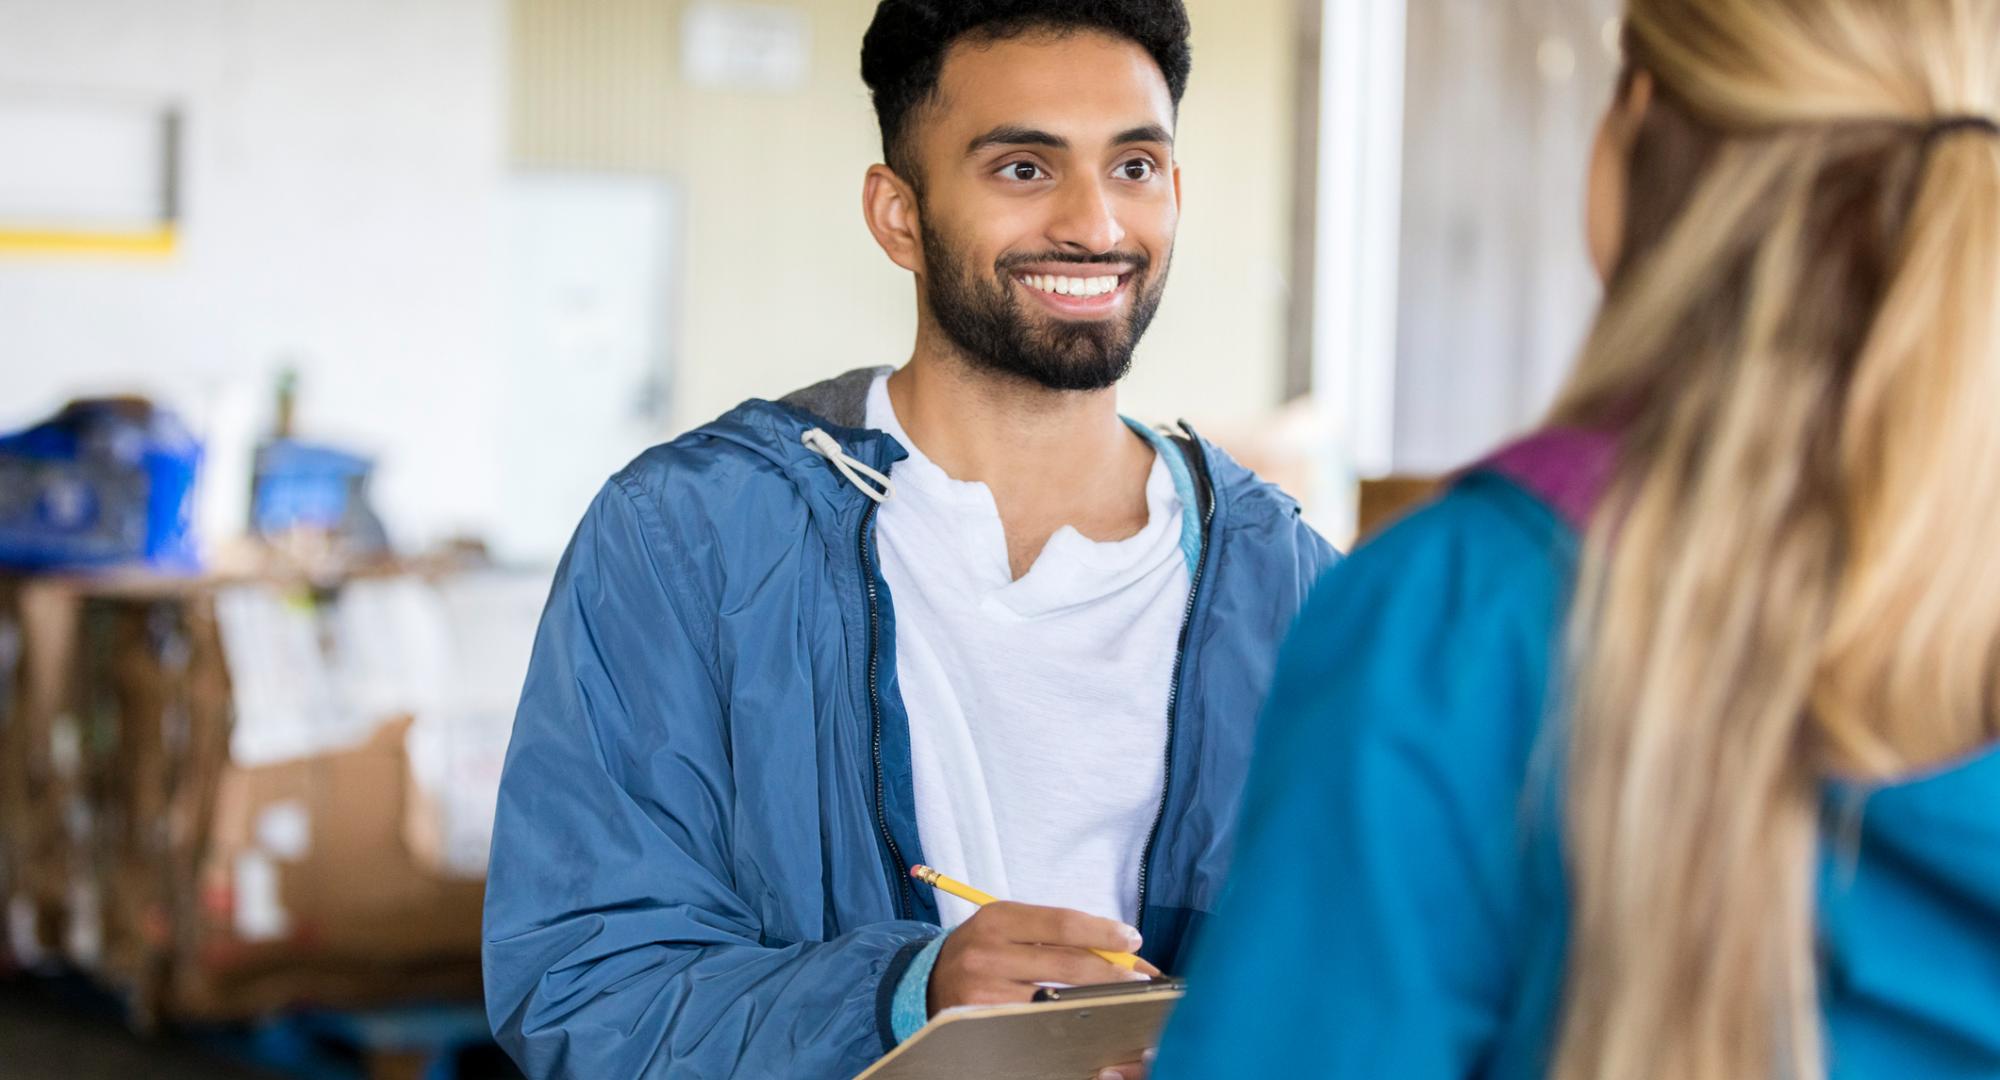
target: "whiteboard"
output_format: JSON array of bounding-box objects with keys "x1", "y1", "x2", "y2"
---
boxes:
[
  {"x1": 0, "y1": 96, "x2": 176, "y2": 232},
  {"x1": 495, "y1": 172, "x2": 681, "y2": 564}
]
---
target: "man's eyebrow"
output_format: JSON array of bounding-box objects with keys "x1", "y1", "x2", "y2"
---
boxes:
[
  {"x1": 965, "y1": 126, "x2": 1069, "y2": 155},
  {"x1": 1113, "y1": 124, "x2": 1174, "y2": 148}
]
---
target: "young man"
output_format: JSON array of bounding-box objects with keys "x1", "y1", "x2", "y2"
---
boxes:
[{"x1": 483, "y1": 2, "x2": 1336, "y2": 1077}]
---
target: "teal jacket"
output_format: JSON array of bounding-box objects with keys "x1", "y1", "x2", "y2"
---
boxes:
[{"x1": 1154, "y1": 449, "x2": 2000, "y2": 1078}]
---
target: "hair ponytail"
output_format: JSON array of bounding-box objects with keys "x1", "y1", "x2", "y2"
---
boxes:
[{"x1": 1545, "y1": 3, "x2": 2000, "y2": 1077}]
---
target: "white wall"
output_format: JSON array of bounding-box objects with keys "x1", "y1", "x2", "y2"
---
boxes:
[
  {"x1": 0, "y1": 0, "x2": 1306, "y2": 557},
  {"x1": 0, "y1": 0, "x2": 508, "y2": 550},
  {"x1": 511, "y1": 0, "x2": 1302, "y2": 435}
]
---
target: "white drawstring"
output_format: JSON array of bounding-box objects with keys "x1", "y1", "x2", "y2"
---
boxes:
[{"x1": 801, "y1": 428, "x2": 894, "y2": 504}]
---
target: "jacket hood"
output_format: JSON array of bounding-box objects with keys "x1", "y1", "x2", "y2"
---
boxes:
[
  {"x1": 682, "y1": 366, "x2": 1304, "y2": 539},
  {"x1": 1821, "y1": 742, "x2": 2000, "y2": 1061}
]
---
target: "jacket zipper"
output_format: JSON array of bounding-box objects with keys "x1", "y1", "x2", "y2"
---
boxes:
[
  {"x1": 860, "y1": 497, "x2": 916, "y2": 920},
  {"x1": 1134, "y1": 431, "x2": 1217, "y2": 940}
]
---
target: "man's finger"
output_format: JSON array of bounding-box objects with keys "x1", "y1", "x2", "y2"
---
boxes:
[
  {"x1": 986, "y1": 902, "x2": 1144, "y2": 954},
  {"x1": 983, "y1": 943, "x2": 1143, "y2": 988}
]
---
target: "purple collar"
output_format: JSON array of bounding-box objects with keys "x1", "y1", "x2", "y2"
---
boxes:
[{"x1": 1471, "y1": 427, "x2": 1620, "y2": 532}]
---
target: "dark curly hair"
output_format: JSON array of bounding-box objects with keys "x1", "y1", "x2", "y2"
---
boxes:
[{"x1": 860, "y1": 0, "x2": 1193, "y2": 185}]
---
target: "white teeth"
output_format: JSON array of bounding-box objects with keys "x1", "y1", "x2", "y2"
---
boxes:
[{"x1": 1019, "y1": 273, "x2": 1122, "y2": 298}]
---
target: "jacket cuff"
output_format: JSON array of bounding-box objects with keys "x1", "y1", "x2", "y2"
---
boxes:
[
  {"x1": 875, "y1": 932, "x2": 944, "y2": 1052},
  {"x1": 890, "y1": 934, "x2": 949, "y2": 1043}
]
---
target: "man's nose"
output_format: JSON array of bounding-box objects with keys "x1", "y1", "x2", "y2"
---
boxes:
[{"x1": 1045, "y1": 175, "x2": 1126, "y2": 255}]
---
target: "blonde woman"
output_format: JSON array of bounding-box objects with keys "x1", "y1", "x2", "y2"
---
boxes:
[{"x1": 1152, "y1": 0, "x2": 2000, "y2": 1077}]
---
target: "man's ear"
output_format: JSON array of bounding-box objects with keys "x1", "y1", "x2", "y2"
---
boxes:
[
  {"x1": 1171, "y1": 162, "x2": 1183, "y2": 211},
  {"x1": 863, "y1": 164, "x2": 924, "y2": 275}
]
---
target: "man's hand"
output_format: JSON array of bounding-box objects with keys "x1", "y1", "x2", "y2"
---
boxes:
[{"x1": 927, "y1": 902, "x2": 1162, "y2": 1013}]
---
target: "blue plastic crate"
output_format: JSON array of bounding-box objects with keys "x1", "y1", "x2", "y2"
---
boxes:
[
  {"x1": 0, "y1": 399, "x2": 202, "y2": 571},
  {"x1": 249, "y1": 439, "x2": 389, "y2": 554},
  {"x1": 251, "y1": 440, "x2": 373, "y2": 536}
]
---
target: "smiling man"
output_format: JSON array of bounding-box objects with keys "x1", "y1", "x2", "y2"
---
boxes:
[{"x1": 481, "y1": 3, "x2": 1336, "y2": 1078}]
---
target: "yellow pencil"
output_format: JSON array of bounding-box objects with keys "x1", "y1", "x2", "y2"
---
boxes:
[{"x1": 909, "y1": 864, "x2": 1142, "y2": 971}]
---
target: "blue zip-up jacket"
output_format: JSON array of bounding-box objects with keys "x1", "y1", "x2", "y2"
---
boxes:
[
  {"x1": 483, "y1": 368, "x2": 1338, "y2": 1079},
  {"x1": 1154, "y1": 463, "x2": 2000, "y2": 1078}
]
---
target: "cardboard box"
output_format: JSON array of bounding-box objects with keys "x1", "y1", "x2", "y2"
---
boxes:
[
  {"x1": 0, "y1": 572, "x2": 492, "y2": 1025},
  {"x1": 1358, "y1": 476, "x2": 1444, "y2": 539},
  {"x1": 0, "y1": 577, "x2": 85, "y2": 968},
  {"x1": 173, "y1": 717, "x2": 485, "y2": 1021}
]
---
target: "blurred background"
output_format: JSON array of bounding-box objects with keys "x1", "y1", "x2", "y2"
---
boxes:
[{"x1": 0, "y1": 0, "x2": 1614, "y2": 1076}]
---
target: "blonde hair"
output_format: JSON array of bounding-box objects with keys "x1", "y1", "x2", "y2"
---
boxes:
[{"x1": 1547, "y1": 1, "x2": 2000, "y2": 1078}]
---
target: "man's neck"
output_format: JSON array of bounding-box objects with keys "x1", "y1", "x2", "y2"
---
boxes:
[{"x1": 887, "y1": 338, "x2": 1157, "y2": 580}]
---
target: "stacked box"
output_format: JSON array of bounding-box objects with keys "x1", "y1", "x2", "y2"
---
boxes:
[{"x1": 0, "y1": 569, "x2": 531, "y2": 1025}]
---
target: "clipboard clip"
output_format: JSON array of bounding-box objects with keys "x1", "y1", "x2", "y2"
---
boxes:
[{"x1": 1032, "y1": 977, "x2": 1187, "y2": 1004}]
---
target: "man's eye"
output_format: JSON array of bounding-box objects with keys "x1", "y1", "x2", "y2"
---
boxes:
[
  {"x1": 1000, "y1": 162, "x2": 1045, "y2": 181},
  {"x1": 1119, "y1": 159, "x2": 1157, "y2": 181}
]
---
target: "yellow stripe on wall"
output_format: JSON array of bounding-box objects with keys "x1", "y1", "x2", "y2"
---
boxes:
[{"x1": 0, "y1": 227, "x2": 178, "y2": 257}]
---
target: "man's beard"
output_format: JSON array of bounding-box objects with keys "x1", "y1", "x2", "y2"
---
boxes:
[{"x1": 920, "y1": 225, "x2": 1169, "y2": 393}]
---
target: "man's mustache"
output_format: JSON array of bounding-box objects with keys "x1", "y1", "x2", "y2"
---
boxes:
[{"x1": 996, "y1": 251, "x2": 1151, "y2": 273}]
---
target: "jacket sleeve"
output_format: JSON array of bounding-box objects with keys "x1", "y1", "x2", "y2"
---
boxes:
[
  {"x1": 1152, "y1": 481, "x2": 1571, "y2": 1079},
  {"x1": 483, "y1": 475, "x2": 939, "y2": 1080}
]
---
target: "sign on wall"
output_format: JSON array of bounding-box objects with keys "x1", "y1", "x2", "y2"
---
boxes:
[
  {"x1": 680, "y1": 3, "x2": 811, "y2": 93},
  {"x1": 0, "y1": 94, "x2": 180, "y2": 256}
]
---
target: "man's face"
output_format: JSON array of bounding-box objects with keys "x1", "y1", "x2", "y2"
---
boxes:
[{"x1": 907, "y1": 30, "x2": 1181, "y2": 392}]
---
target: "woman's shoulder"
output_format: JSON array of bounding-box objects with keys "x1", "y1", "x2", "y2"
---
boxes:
[
  {"x1": 1302, "y1": 470, "x2": 1581, "y2": 642},
  {"x1": 1263, "y1": 469, "x2": 1582, "y2": 792}
]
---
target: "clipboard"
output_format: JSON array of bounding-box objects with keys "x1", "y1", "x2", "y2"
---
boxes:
[{"x1": 852, "y1": 981, "x2": 1184, "y2": 1080}]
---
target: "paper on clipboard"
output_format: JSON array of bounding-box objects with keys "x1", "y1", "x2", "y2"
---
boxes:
[{"x1": 851, "y1": 982, "x2": 1184, "y2": 1080}]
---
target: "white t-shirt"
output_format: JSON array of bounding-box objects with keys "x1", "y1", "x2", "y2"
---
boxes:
[{"x1": 866, "y1": 374, "x2": 1191, "y2": 929}]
